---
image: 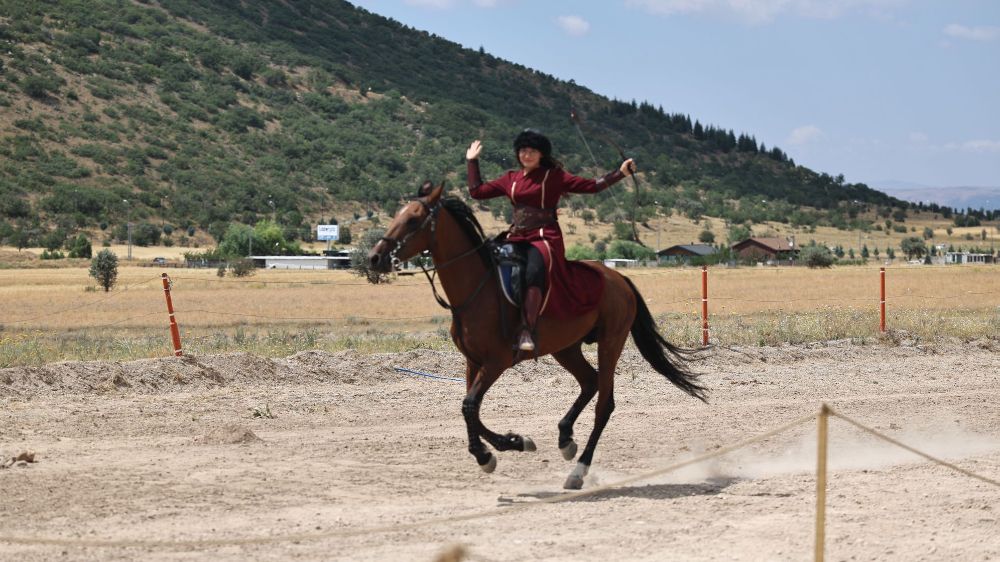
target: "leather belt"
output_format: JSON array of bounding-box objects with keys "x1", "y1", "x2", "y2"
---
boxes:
[{"x1": 511, "y1": 206, "x2": 557, "y2": 232}]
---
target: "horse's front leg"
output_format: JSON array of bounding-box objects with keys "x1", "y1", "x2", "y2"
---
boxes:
[
  {"x1": 462, "y1": 364, "x2": 535, "y2": 474},
  {"x1": 552, "y1": 344, "x2": 599, "y2": 461},
  {"x1": 462, "y1": 363, "x2": 503, "y2": 473},
  {"x1": 563, "y1": 337, "x2": 625, "y2": 490}
]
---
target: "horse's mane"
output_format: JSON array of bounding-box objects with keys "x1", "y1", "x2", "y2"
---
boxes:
[{"x1": 440, "y1": 196, "x2": 493, "y2": 266}]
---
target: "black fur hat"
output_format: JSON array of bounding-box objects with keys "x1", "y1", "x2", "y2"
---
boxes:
[{"x1": 513, "y1": 129, "x2": 552, "y2": 158}]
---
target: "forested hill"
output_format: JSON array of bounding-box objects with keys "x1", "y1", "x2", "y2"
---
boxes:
[{"x1": 1, "y1": 0, "x2": 913, "y2": 248}]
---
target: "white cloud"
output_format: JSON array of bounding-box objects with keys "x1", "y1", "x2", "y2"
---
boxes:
[
  {"x1": 945, "y1": 140, "x2": 1000, "y2": 153},
  {"x1": 943, "y1": 24, "x2": 1000, "y2": 42},
  {"x1": 624, "y1": 0, "x2": 905, "y2": 24},
  {"x1": 402, "y1": 0, "x2": 456, "y2": 9},
  {"x1": 556, "y1": 15, "x2": 591, "y2": 36},
  {"x1": 788, "y1": 125, "x2": 823, "y2": 145},
  {"x1": 909, "y1": 132, "x2": 928, "y2": 143}
]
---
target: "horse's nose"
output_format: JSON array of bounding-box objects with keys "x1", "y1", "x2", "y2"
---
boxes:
[{"x1": 368, "y1": 251, "x2": 381, "y2": 269}]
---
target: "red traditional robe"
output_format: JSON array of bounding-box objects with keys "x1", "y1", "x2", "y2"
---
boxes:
[{"x1": 467, "y1": 160, "x2": 625, "y2": 319}]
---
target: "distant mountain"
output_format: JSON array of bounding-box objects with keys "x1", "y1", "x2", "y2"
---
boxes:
[{"x1": 877, "y1": 182, "x2": 1000, "y2": 211}]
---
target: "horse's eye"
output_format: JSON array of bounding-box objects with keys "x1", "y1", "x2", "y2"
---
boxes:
[{"x1": 406, "y1": 216, "x2": 420, "y2": 228}]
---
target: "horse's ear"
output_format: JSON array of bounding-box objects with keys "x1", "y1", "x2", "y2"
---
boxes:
[
  {"x1": 424, "y1": 181, "x2": 445, "y2": 204},
  {"x1": 417, "y1": 180, "x2": 434, "y2": 197}
]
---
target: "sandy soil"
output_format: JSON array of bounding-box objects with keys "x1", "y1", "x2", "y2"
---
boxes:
[{"x1": 1, "y1": 340, "x2": 998, "y2": 561}]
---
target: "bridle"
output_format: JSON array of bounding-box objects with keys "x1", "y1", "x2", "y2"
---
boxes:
[
  {"x1": 379, "y1": 197, "x2": 492, "y2": 314},
  {"x1": 379, "y1": 197, "x2": 442, "y2": 271}
]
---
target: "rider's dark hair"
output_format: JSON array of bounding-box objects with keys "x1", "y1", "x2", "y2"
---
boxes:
[{"x1": 513, "y1": 129, "x2": 562, "y2": 169}]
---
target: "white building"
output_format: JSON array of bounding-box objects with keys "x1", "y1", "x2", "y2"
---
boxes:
[
  {"x1": 945, "y1": 252, "x2": 993, "y2": 264},
  {"x1": 251, "y1": 254, "x2": 351, "y2": 270},
  {"x1": 603, "y1": 258, "x2": 638, "y2": 268}
]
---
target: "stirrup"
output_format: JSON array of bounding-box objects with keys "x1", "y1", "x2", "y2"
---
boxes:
[{"x1": 518, "y1": 329, "x2": 535, "y2": 352}]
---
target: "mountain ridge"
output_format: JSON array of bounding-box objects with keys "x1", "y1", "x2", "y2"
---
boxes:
[
  {"x1": 876, "y1": 183, "x2": 1000, "y2": 211},
  {"x1": 4, "y1": 0, "x2": 982, "y2": 254}
]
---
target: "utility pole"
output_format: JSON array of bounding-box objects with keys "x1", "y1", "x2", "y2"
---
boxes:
[{"x1": 123, "y1": 199, "x2": 132, "y2": 261}]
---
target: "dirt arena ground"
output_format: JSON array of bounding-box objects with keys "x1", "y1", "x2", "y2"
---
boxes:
[{"x1": 1, "y1": 340, "x2": 998, "y2": 561}]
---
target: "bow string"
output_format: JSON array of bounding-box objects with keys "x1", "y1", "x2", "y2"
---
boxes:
[{"x1": 570, "y1": 108, "x2": 646, "y2": 246}]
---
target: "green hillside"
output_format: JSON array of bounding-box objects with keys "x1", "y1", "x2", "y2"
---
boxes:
[{"x1": 0, "y1": 0, "x2": 940, "y2": 253}]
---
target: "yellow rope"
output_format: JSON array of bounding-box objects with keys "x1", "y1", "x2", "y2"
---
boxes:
[{"x1": 828, "y1": 407, "x2": 1000, "y2": 488}]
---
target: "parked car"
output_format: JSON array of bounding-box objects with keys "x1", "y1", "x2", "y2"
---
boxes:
[{"x1": 151, "y1": 257, "x2": 166, "y2": 265}]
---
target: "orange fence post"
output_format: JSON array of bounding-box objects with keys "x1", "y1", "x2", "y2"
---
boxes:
[
  {"x1": 879, "y1": 267, "x2": 886, "y2": 334},
  {"x1": 701, "y1": 265, "x2": 709, "y2": 347},
  {"x1": 161, "y1": 273, "x2": 183, "y2": 356}
]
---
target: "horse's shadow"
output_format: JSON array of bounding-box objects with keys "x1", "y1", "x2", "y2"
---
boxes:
[{"x1": 499, "y1": 477, "x2": 739, "y2": 506}]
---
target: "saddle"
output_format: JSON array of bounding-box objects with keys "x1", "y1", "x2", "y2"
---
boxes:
[{"x1": 493, "y1": 240, "x2": 525, "y2": 307}]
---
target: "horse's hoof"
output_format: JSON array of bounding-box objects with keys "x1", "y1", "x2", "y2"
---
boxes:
[
  {"x1": 559, "y1": 441, "x2": 577, "y2": 461},
  {"x1": 522, "y1": 437, "x2": 536, "y2": 452},
  {"x1": 479, "y1": 453, "x2": 497, "y2": 474},
  {"x1": 563, "y1": 462, "x2": 588, "y2": 489}
]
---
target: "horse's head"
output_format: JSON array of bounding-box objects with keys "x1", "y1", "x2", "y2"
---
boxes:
[{"x1": 368, "y1": 181, "x2": 444, "y2": 273}]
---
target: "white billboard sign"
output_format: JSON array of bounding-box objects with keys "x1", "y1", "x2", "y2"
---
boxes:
[{"x1": 317, "y1": 224, "x2": 339, "y2": 241}]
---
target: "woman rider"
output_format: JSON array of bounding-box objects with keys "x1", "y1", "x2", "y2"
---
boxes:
[{"x1": 465, "y1": 130, "x2": 635, "y2": 352}]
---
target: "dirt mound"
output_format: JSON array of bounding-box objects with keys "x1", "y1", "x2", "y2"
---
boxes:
[
  {"x1": 193, "y1": 424, "x2": 263, "y2": 445},
  {"x1": 0, "y1": 349, "x2": 420, "y2": 398},
  {"x1": 4, "y1": 340, "x2": 998, "y2": 400}
]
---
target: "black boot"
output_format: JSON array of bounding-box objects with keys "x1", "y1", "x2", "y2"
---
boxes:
[{"x1": 518, "y1": 286, "x2": 543, "y2": 352}]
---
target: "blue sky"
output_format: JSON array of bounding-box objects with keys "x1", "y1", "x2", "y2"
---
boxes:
[{"x1": 355, "y1": 0, "x2": 999, "y2": 190}]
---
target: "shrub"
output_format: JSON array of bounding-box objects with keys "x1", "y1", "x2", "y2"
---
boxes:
[
  {"x1": 41, "y1": 249, "x2": 65, "y2": 260},
  {"x1": 68, "y1": 234, "x2": 92, "y2": 258},
  {"x1": 89, "y1": 249, "x2": 119, "y2": 292},
  {"x1": 230, "y1": 259, "x2": 255, "y2": 277},
  {"x1": 607, "y1": 240, "x2": 655, "y2": 261},
  {"x1": 41, "y1": 229, "x2": 67, "y2": 251},
  {"x1": 801, "y1": 245, "x2": 834, "y2": 268},
  {"x1": 612, "y1": 221, "x2": 635, "y2": 241},
  {"x1": 133, "y1": 222, "x2": 162, "y2": 246},
  {"x1": 566, "y1": 244, "x2": 599, "y2": 261},
  {"x1": 20, "y1": 74, "x2": 61, "y2": 99},
  {"x1": 351, "y1": 227, "x2": 390, "y2": 284},
  {"x1": 900, "y1": 237, "x2": 927, "y2": 260}
]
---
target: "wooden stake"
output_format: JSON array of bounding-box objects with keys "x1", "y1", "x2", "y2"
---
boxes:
[
  {"x1": 161, "y1": 273, "x2": 183, "y2": 356},
  {"x1": 815, "y1": 403, "x2": 830, "y2": 562}
]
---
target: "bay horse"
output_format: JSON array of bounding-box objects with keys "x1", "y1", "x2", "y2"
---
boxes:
[{"x1": 368, "y1": 182, "x2": 707, "y2": 489}]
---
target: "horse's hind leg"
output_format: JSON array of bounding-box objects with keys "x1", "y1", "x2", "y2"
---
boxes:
[{"x1": 552, "y1": 343, "x2": 598, "y2": 461}]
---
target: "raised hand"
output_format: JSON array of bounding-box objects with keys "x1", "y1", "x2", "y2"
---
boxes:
[{"x1": 466, "y1": 140, "x2": 483, "y2": 160}]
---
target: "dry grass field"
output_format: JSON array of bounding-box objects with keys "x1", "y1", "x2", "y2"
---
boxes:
[{"x1": 1, "y1": 261, "x2": 997, "y2": 367}]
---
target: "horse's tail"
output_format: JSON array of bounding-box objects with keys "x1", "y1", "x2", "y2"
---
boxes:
[{"x1": 623, "y1": 276, "x2": 709, "y2": 402}]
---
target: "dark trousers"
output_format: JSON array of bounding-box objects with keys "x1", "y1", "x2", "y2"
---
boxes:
[{"x1": 518, "y1": 243, "x2": 545, "y2": 292}]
